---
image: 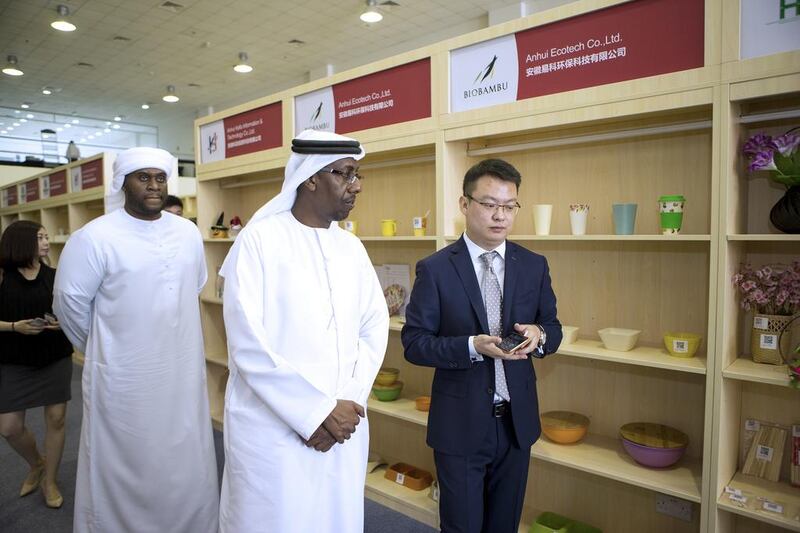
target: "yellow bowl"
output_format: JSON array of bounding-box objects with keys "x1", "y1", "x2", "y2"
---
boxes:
[
  {"x1": 374, "y1": 367, "x2": 400, "y2": 386},
  {"x1": 663, "y1": 332, "x2": 701, "y2": 358}
]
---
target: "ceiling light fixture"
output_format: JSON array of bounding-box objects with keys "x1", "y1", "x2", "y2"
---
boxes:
[
  {"x1": 162, "y1": 85, "x2": 179, "y2": 103},
  {"x1": 25, "y1": 114, "x2": 34, "y2": 119},
  {"x1": 42, "y1": 87, "x2": 53, "y2": 95},
  {"x1": 2, "y1": 55, "x2": 24, "y2": 76},
  {"x1": 233, "y1": 52, "x2": 253, "y2": 73},
  {"x1": 112, "y1": 124, "x2": 120, "y2": 129},
  {"x1": 141, "y1": 103, "x2": 150, "y2": 110},
  {"x1": 21, "y1": 103, "x2": 30, "y2": 109},
  {"x1": 64, "y1": 123, "x2": 71, "y2": 128},
  {"x1": 72, "y1": 118, "x2": 79, "y2": 124},
  {"x1": 114, "y1": 116, "x2": 122, "y2": 121},
  {"x1": 51, "y1": 5, "x2": 77, "y2": 32},
  {"x1": 360, "y1": 0, "x2": 383, "y2": 23},
  {"x1": 104, "y1": 128, "x2": 111, "y2": 133}
]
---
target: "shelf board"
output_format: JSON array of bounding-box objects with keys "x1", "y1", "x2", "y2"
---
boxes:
[
  {"x1": 532, "y1": 433, "x2": 703, "y2": 503},
  {"x1": 728, "y1": 234, "x2": 800, "y2": 242},
  {"x1": 203, "y1": 237, "x2": 236, "y2": 243},
  {"x1": 71, "y1": 351, "x2": 85, "y2": 366},
  {"x1": 206, "y1": 353, "x2": 228, "y2": 368},
  {"x1": 722, "y1": 358, "x2": 792, "y2": 387},
  {"x1": 557, "y1": 339, "x2": 707, "y2": 375},
  {"x1": 444, "y1": 234, "x2": 711, "y2": 242},
  {"x1": 201, "y1": 295, "x2": 223, "y2": 305},
  {"x1": 50, "y1": 235, "x2": 69, "y2": 244},
  {"x1": 717, "y1": 472, "x2": 800, "y2": 532},
  {"x1": 389, "y1": 315, "x2": 405, "y2": 332},
  {"x1": 369, "y1": 397, "x2": 428, "y2": 426},
  {"x1": 365, "y1": 467, "x2": 438, "y2": 528},
  {"x1": 210, "y1": 410, "x2": 223, "y2": 432},
  {"x1": 360, "y1": 236, "x2": 438, "y2": 242},
  {"x1": 367, "y1": 397, "x2": 702, "y2": 503}
]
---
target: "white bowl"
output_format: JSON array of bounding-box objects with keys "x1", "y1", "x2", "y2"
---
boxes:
[
  {"x1": 561, "y1": 325, "x2": 579, "y2": 345},
  {"x1": 598, "y1": 327, "x2": 641, "y2": 352}
]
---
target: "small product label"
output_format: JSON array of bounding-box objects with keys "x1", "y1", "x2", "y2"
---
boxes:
[
  {"x1": 759, "y1": 334, "x2": 777, "y2": 350},
  {"x1": 395, "y1": 473, "x2": 405, "y2": 485},
  {"x1": 673, "y1": 340, "x2": 688, "y2": 353},
  {"x1": 756, "y1": 445, "x2": 774, "y2": 462},
  {"x1": 762, "y1": 501, "x2": 783, "y2": 514},
  {"x1": 729, "y1": 493, "x2": 747, "y2": 504},
  {"x1": 745, "y1": 419, "x2": 760, "y2": 431},
  {"x1": 753, "y1": 316, "x2": 769, "y2": 329},
  {"x1": 724, "y1": 486, "x2": 743, "y2": 496}
]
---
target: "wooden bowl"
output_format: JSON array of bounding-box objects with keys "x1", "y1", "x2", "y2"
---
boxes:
[
  {"x1": 384, "y1": 462, "x2": 433, "y2": 491},
  {"x1": 620, "y1": 422, "x2": 688, "y2": 468},
  {"x1": 540, "y1": 411, "x2": 590, "y2": 444},
  {"x1": 374, "y1": 367, "x2": 400, "y2": 386},
  {"x1": 415, "y1": 396, "x2": 431, "y2": 411}
]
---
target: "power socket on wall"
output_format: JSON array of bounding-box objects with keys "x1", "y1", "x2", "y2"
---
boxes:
[{"x1": 655, "y1": 494, "x2": 693, "y2": 522}]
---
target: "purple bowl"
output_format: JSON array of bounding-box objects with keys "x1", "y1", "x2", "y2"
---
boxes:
[{"x1": 621, "y1": 438, "x2": 686, "y2": 468}]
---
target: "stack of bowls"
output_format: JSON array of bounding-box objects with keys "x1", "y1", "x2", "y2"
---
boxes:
[
  {"x1": 620, "y1": 422, "x2": 688, "y2": 468},
  {"x1": 373, "y1": 367, "x2": 403, "y2": 401}
]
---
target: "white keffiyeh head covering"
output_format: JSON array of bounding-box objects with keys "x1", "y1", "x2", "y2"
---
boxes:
[
  {"x1": 247, "y1": 129, "x2": 365, "y2": 225},
  {"x1": 219, "y1": 129, "x2": 365, "y2": 278},
  {"x1": 108, "y1": 147, "x2": 177, "y2": 207}
]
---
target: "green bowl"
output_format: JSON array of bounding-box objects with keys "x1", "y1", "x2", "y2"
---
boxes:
[{"x1": 372, "y1": 381, "x2": 403, "y2": 401}]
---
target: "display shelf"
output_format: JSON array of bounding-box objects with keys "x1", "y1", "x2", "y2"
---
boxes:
[
  {"x1": 210, "y1": 409, "x2": 223, "y2": 432},
  {"x1": 717, "y1": 472, "x2": 800, "y2": 532},
  {"x1": 71, "y1": 351, "x2": 85, "y2": 366},
  {"x1": 50, "y1": 235, "x2": 69, "y2": 244},
  {"x1": 201, "y1": 295, "x2": 223, "y2": 306},
  {"x1": 509, "y1": 234, "x2": 713, "y2": 242},
  {"x1": 368, "y1": 397, "x2": 428, "y2": 427},
  {"x1": 557, "y1": 338, "x2": 707, "y2": 375},
  {"x1": 389, "y1": 315, "x2": 405, "y2": 332},
  {"x1": 727, "y1": 234, "x2": 800, "y2": 242},
  {"x1": 532, "y1": 433, "x2": 703, "y2": 504},
  {"x1": 203, "y1": 237, "x2": 236, "y2": 243},
  {"x1": 364, "y1": 467, "x2": 438, "y2": 529},
  {"x1": 722, "y1": 358, "x2": 793, "y2": 387},
  {"x1": 360, "y1": 236, "x2": 438, "y2": 242}
]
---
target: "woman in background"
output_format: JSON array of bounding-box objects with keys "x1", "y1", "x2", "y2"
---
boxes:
[{"x1": 0, "y1": 221, "x2": 73, "y2": 509}]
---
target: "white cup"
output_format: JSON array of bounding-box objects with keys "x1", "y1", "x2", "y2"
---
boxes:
[
  {"x1": 532, "y1": 204, "x2": 553, "y2": 236},
  {"x1": 569, "y1": 204, "x2": 589, "y2": 235}
]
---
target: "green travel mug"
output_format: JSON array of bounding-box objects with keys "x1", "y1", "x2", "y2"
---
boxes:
[{"x1": 659, "y1": 195, "x2": 685, "y2": 235}]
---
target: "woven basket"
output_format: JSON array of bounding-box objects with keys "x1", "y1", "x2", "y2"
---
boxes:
[{"x1": 750, "y1": 314, "x2": 793, "y2": 365}]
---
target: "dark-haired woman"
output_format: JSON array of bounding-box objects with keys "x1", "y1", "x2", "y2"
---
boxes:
[{"x1": 0, "y1": 221, "x2": 73, "y2": 509}]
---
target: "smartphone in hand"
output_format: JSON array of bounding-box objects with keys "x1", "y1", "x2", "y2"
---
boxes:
[
  {"x1": 498, "y1": 332, "x2": 532, "y2": 353},
  {"x1": 44, "y1": 312, "x2": 58, "y2": 324},
  {"x1": 29, "y1": 317, "x2": 48, "y2": 327}
]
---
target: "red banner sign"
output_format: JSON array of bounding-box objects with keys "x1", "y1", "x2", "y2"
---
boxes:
[
  {"x1": 6, "y1": 186, "x2": 18, "y2": 206},
  {"x1": 223, "y1": 102, "x2": 283, "y2": 159},
  {"x1": 515, "y1": 0, "x2": 704, "y2": 100},
  {"x1": 334, "y1": 58, "x2": 431, "y2": 133},
  {"x1": 24, "y1": 178, "x2": 39, "y2": 202},
  {"x1": 80, "y1": 159, "x2": 104, "y2": 189},
  {"x1": 48, "y1": 170, "x2": 68, "y2": 197}
]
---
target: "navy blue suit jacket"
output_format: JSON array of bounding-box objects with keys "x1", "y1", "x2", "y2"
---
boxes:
[{"x1": 401, "y1": 237, "x2": 561, "y2": 456}]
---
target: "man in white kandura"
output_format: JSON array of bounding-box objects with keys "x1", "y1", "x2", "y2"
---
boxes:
[
  {"x1": 219, "y1": 129, "x2": 389, "y2": 533},
  {"x1": 53, "y1": 147, "x2": 219, "y2": 533}
]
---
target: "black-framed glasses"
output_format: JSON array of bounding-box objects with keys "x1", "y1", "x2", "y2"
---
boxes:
[
  {"x1": 465, "y1": 194, "x2": 521, "y2": 215},
  {"x1": 320, "y1": 167, "x2": 362, "y2": 185}
]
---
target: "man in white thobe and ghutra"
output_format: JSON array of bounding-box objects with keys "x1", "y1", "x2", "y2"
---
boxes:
[
  {"x1": 219, "y1": 129, "x2": 389, "y2": 533},
  {"x1": 53, "y1": 147, "x2": 219, "y2": 533}
]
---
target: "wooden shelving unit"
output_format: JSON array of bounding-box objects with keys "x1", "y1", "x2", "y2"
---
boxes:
[{"x1": 193, "y1": 1, "x2": 799, "y2": 531}]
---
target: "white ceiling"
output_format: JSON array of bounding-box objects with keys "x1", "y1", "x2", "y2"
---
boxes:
[{"x1": 0, "y1": 0, "x2": 549, "y2": 159}]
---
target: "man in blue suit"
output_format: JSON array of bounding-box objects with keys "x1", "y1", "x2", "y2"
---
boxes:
[{"x1": 402, "y1": 158, "x2": 561, "y2": 533}]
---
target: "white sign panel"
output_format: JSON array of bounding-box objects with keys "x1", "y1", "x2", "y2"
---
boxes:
[
  {"x1": 450, "y1": 34, "x2": 519, "y2": 113},
  {"x1": 199, "y1": 120, "x2": 226, "y2": 164},
  {"x1": 294, "y1": 86, "x2": 335, "y2": 134},
  {"x1": 741, "y1": 0, "x2": 800, "y2": 59},
  {"x1": 1, "y1": 189, "x2": 7, "y2": 208},
  {"x1": 70, "y1": 166, "x2": 82, "y2": 193},
  {"x1": 41, "y1": 175, "x2": 51, "y2": 199},
  {"x1": 18, "y1": 183, "x2": 27, "y2": 204}
]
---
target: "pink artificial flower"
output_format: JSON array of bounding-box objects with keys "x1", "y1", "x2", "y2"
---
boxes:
[{"x1": 741, "y1": 280, "x2": 757, "y2": 291}]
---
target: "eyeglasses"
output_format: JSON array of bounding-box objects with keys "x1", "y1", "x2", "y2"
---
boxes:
[
  {"x1": 320, "y1": 167, "x2": 362, "y2": 185},
  {"x1": 132, "y1": 172, "x2": 168, "y2": 184},
  {"x1": 465, "y1": 194, "x2": 521, "y2": 215}
]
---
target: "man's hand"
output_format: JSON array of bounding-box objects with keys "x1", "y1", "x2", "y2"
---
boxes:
[
  {"x1": 322, "y1": 400, "x2": 365, "y2": 444},
  {"x1": 14, "y1": 320, "x2": 45, "y2": 336},
  {"x1": 509, "y1": 323, "x2": 541, "y2": 356},
  {"x1": 304, "y1": 425, "x2": 337, "y2": 452},
  {"x1": 474, "y1": 334, "x2": 528, "y2": 360}
]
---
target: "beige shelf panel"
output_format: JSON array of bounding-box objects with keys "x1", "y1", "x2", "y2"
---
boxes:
[
  {"x1": 203, "y1": 237, "x2": 236, "y2": 243},
  {"x1": 717, "y1": 472, "x2": 800, "y2": 532},
  {"x1": 360, "y1": 236, "x2": 438, "y2": 242},
  {"x1": 50, "y1": 235, "x2": 69, "y2": 244},
  {"x1": 201, "y1": 295, "x2": 223, "y2": 306},
  {"x1": 509, "y1": 234, "x2": 712, "y2": 242},
  {"x1": 727, "y1": 234, "x2": 800, "y2": 242},
  {"x1": 533, "y1": 433, "x2": 702, "y2": 504},
  {"x1": 364, "y1": 467, "x2": 438, "y2": 528},
  {"x1": 558, "y1": 338, "x2": 707, "y2": 375},
  {"x1": 367, "y1": 397, "x2": 702, "y2": 503},
  {"x1": 71, "y1": 351, "x2": 85, "y2": 366},
  {"x1": 722, "y1": 359, "x2": 792, "y2": 387},
  {"x1": 210, "y1": 409, "x2": 223, "y2": 432},
  {"x1": 389, "y1": 315, "x2": 404, "y2": 332},
  {"x1": 206, "y1": 353, "x2": 228, "y2": 368}
]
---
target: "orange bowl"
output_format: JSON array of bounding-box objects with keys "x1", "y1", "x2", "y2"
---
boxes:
[
  {"x1": 540, "y1": 411, "x2": 590, "y2": 444},
  {"x1": 415, "y1": 396, "x2": 431, "y2": 411}
]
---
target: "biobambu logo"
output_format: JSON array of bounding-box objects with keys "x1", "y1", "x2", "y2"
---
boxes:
[
  {"x1": 464, "y1": 55, "x2": 508, "y2": 99},
  {"x1": 309, "y1": 102, "x2": 330, "y2": 131}
]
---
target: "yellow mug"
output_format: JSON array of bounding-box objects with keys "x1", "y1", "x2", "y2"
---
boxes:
[
  {"x1": 412, "y1": 216, "x2": 427, "y2": 237},
  {"x1": 380, "y1": 219, "x2": 397, "y2": 237},
  {"x1": 343, "y1": 220, "x2": 358, "y2": 235}
]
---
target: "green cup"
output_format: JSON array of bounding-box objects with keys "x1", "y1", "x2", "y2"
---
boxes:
[{"x1": 659, "y1": 195, "x2": 685, "y2": 235}]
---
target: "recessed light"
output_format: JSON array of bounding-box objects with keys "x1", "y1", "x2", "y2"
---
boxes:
[
  {"x1": 14, "y1": 110, "x2": 20, "y2": 114},
  {"x1": 112, "y1": 124, "x2": 120, "y2": 129},
  {"x1": 1, "y1": 131, "x2": 7, "y2": 135},
  {"x1": 104, "y1": 128, "x2": 111, "y2": 133},
  {"x1": 72, "y1": 119, "x2": 79, "y2": 124},
  {"x1": 88, "y1": 134, "x2": 95, "y2": 139},
  {"x1": 21, "y1": 103, "x2": 30, "y2": 109},
  {"x1": 51, "y1": 5, "x2": 77, "y2": 32},
  {"x1": 141, "y1": 104, "x2": 150, "y2": 110},
  {"x1": 80, "y1": 138, "x2": 86, "y2": 142},
  {"x1": 64, "y1": 123, "x2": 71, "y2": 128},
  {"x1": 20, "y1": 119, "x2": 27, "y2": 123},
  {"x1": 42, "y1": 88, "x2": 53, "y2": 95},
  {"x1": 56, "y1": 127, "x2": 63, "y2": 132},
  {"x1": 26, "y1": 114, "x2": 33, "y2": 119},
  {"x1": 114, "y1": 116, "x2": 122, "y2": 121},
  {"x1": 12, "y1": 122, "x2": 20, "y2": 127}
]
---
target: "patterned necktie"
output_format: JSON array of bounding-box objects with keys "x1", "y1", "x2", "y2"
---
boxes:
[{"x1": 479, "y1": 251, "x2": 510, "y2": 402}]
